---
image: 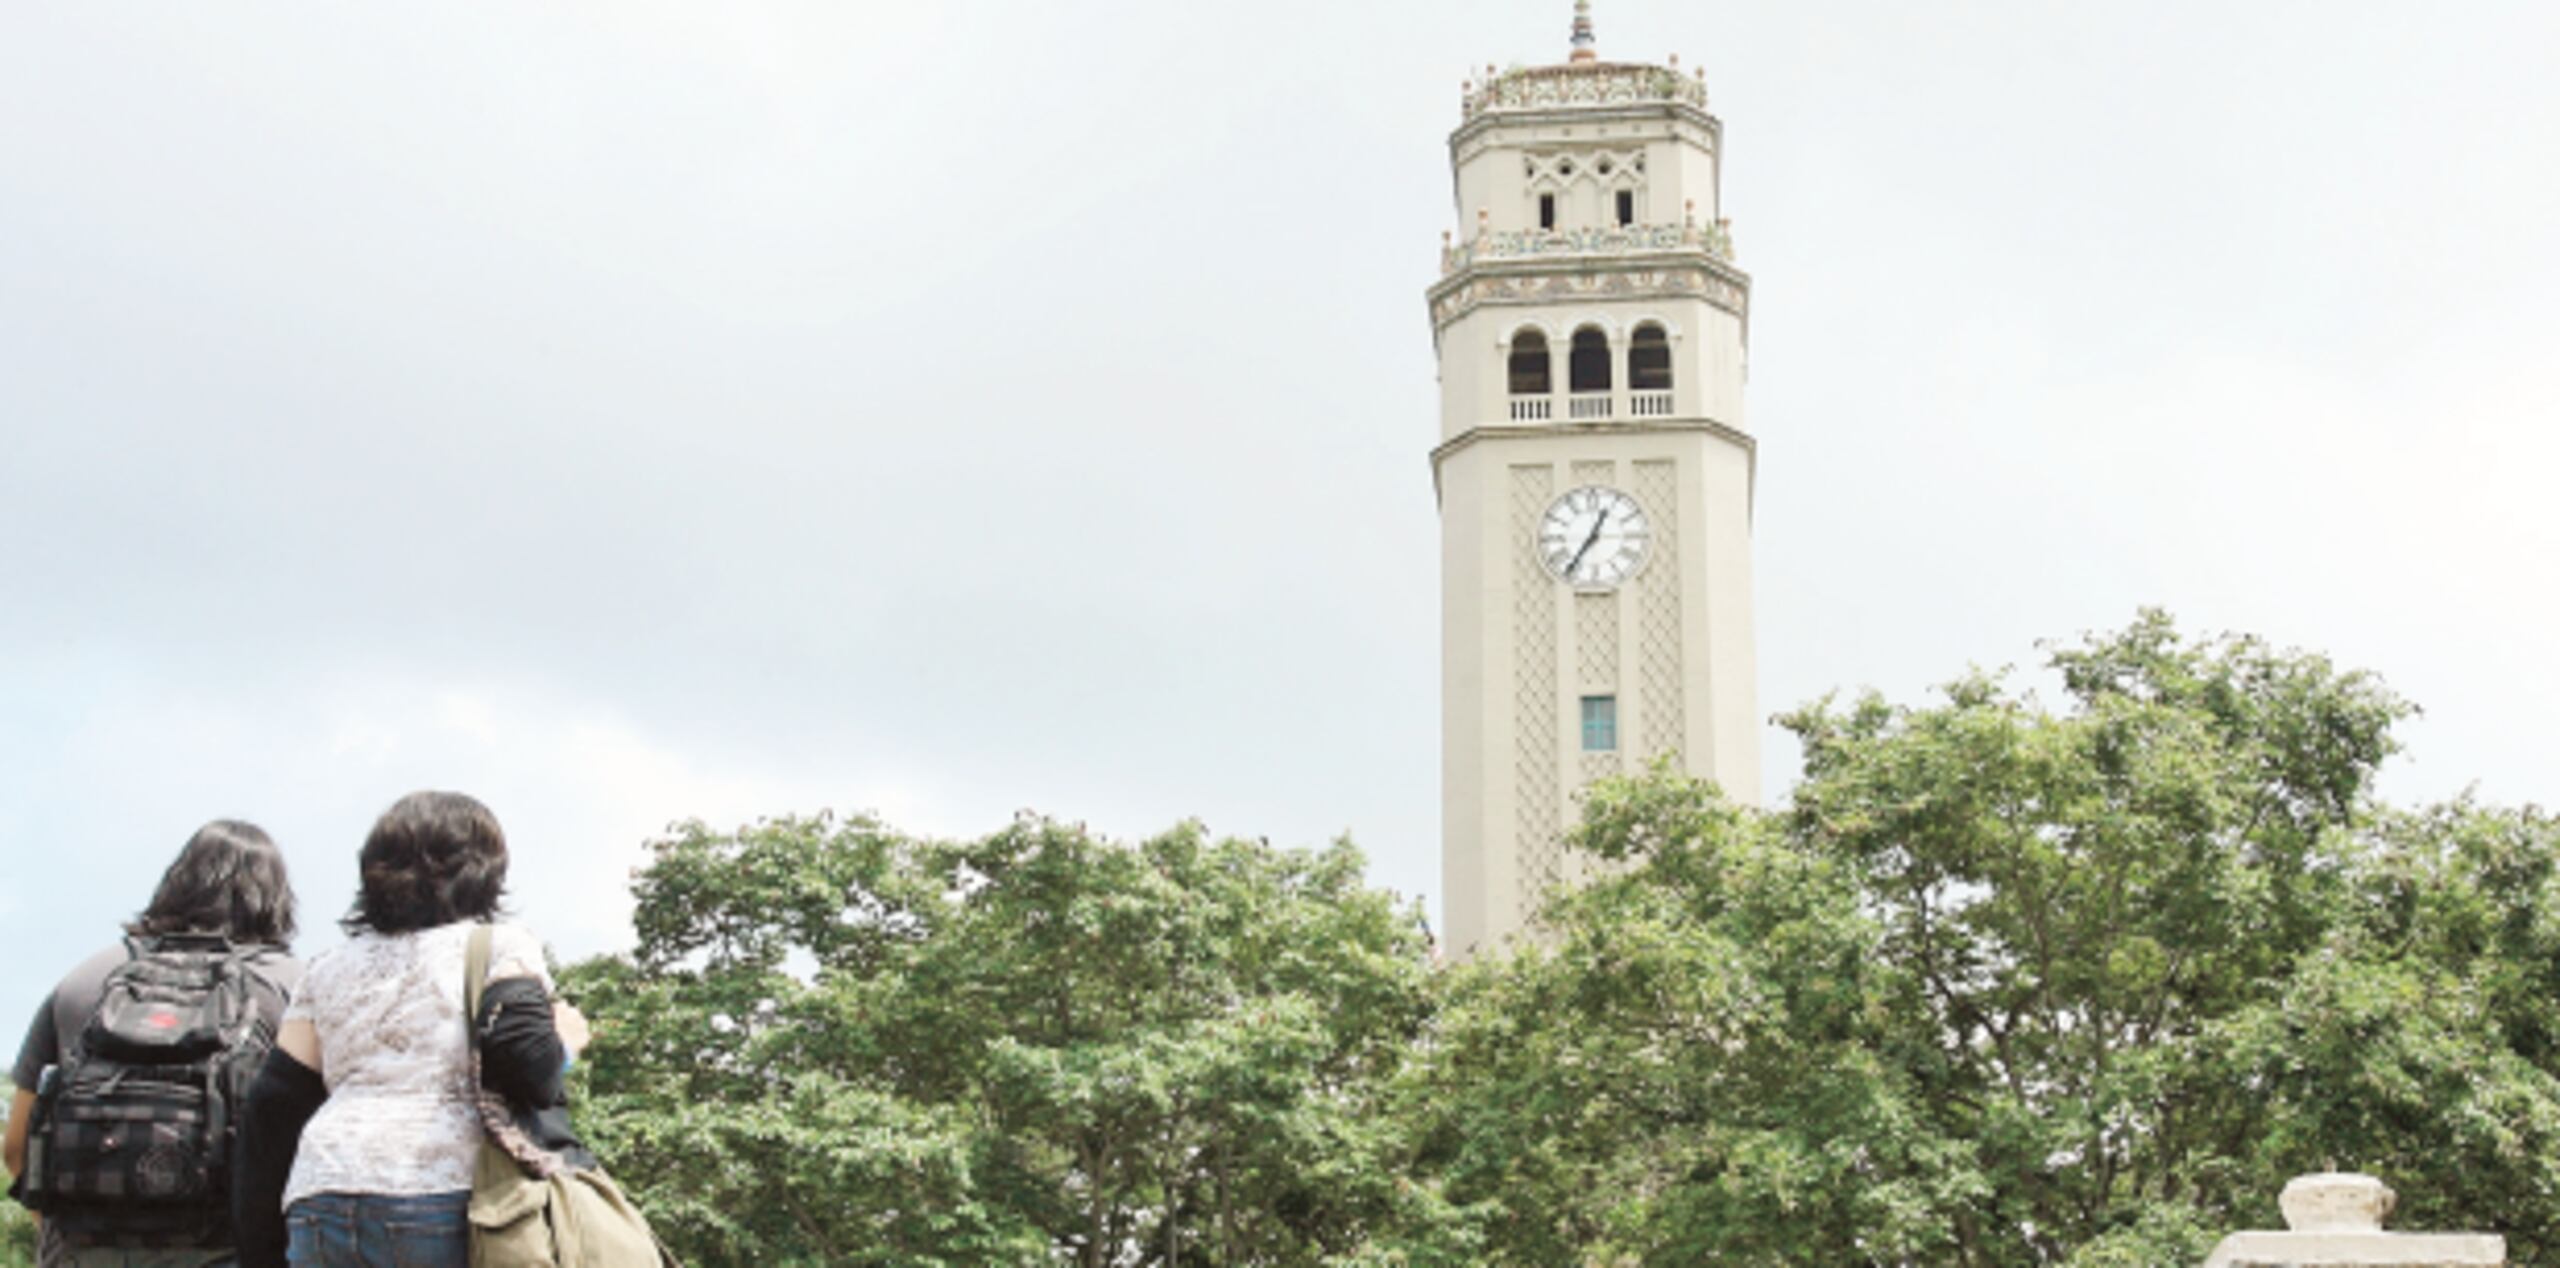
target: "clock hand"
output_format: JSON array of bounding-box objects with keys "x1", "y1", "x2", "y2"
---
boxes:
[{"x1": 1566, "y1": 509, "x2": 1608, "y2": 575}]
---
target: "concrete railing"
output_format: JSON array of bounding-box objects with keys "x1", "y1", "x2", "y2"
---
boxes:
[{"x1": 1460, "y1": 62, "x2": 1708, "y2": 120}]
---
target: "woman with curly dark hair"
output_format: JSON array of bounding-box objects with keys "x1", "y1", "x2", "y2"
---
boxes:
[{"x1": 230, "y1": 792, "x2": 588, "y2": 1268}]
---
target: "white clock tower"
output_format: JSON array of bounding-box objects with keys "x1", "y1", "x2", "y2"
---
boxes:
[{"x1": 1431, "y1": 2, "x2": 1759, "y2": 954}]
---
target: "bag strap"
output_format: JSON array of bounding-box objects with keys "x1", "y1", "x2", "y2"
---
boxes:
[
  {"x1": 464, "y1": 923, "x2": 492, "y2": 1057},
  {"x1": 465, "y1": 922, "x2": 494, "y2": 1070}
]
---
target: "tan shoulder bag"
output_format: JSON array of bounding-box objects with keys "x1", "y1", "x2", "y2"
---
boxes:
[{"x1": 463, "y1": 924, "x2": 676, "y2": 1268}]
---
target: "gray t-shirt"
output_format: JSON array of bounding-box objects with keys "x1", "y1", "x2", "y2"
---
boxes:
[{"x1": 12, "y1": 938, "x2": 302, "y2": 1089}]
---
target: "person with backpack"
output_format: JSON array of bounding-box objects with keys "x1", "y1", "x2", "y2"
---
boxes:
[
  {"x1": 4, "y1": 819, "x2": 302, "y2": 1267},
  {"x1": 226, "y1": 790, "x2": 587, "y2": 1268}
]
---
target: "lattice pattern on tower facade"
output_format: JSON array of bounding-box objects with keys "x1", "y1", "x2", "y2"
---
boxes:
[
  {"x1": 1577, "y1": 750, "x2": 1622, "y2": 791},
  {"x1": 1575, "y1": 590, "x2": 1622, "y2": 798},
  {"x1": 1509, "y1": 464, "x2": 1561, "y2": 926},
  {"x1": 1574, "y1": 591, "x2": 1617, "y2": 692},
  {"x1": 1568, "y1": 461, "x2": 1626, "y2": 893},
  {"x1": 1634, "y1": 459, "x2": 1685, "y2": 763}
]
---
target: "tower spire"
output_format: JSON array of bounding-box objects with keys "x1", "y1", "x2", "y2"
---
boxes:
[{"x1": 1569, "y1": 0, "x2": 1597, "y2": 63}]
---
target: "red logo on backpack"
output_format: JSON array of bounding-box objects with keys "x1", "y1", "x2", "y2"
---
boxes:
[{"x1": 145, "y1": 1010, "x2": 180, "y2": 1030}]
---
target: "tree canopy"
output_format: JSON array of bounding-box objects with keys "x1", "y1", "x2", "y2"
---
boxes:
[
  {"x1": 567, "y1": 613, "x2": 2559, "y2": 1265},
  {"x1": 1397, "y1": 612, "x2": 2560, "y2": 1264},
  {"x1": 564, "y1": 814, "x2": 1436, "y2": 1265}
]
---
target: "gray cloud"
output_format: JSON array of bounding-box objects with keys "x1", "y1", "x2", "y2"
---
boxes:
[{"x1": 5, "y1": 2, "x2": 2553, "y2": 1011}]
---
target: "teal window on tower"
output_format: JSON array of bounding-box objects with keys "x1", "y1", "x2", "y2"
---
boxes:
[{"x1": 1581, "y1": 695, "x2": 1618, "y2": 752}]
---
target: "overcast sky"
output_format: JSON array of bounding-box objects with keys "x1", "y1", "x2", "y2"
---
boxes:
[{"x1": 5, "y1": 2, "x2": 2555, "y2": 1013}]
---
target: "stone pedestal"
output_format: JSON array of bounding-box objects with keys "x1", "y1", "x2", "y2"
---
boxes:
[{"x1": 2203, "y1": 1173, "x2": 2503, "y2": 1267}]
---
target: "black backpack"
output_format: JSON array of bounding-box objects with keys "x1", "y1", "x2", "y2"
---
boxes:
[{"x1": 19, "y1": 936, "x2": 283, "y2": 1247}]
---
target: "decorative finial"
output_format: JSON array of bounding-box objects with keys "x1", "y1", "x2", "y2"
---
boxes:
[{"x1": 1569, "y1": 0, "x2": 1596, "y2": 63}]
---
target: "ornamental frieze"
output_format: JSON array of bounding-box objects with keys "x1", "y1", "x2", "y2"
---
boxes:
[
  {"x1": 1442, "y1": 221, "x2": 1735, "y2": 273},
  {"x1": 1429, "y1": 265, "x2": 1747, "y2": 330}
]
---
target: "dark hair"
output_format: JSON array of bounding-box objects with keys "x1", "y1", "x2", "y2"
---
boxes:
[
  {"x1": 129, "y1": 820, "x2": 297, "y2": 947},
  {"x1": 343, "y1": 790, "x2": 510, "y2": 935}
]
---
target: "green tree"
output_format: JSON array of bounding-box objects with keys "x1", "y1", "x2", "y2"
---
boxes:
[
  {"x1": 2224, "y1": 797, "x2": 2560, "y2": 1261},
  {"x1": 1399, "y1": 612, "x2": 2560, "y2": 1264},
  {"x1": 0, "y1": 1079, "x2": 33, "y2": 1268},
  {"x1": 566, "y1": 813, "x2": 1436, "y2": 1266},
  {"x1": 1390, "y1": 774, "x2": 1976, "y2": 1264}
]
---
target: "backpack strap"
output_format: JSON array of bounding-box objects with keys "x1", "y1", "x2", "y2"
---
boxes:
[
  {"x1": 234, "y1": 947, "x2": 293, "y2": 1032},
  {"x1": 63, "y1": 938, "x2": 145, "y2": 1068}
]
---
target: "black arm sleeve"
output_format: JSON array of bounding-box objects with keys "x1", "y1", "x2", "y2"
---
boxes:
[
  {"x1": 231, "y1": 1048, "x2": 325, "y2": 1268},
  {"x1": 477, "y1": 977, "x2": 568, "y2": 1109},
  {"x1": 475, "y1": 977, "x2": 597, "y2": 1171}
]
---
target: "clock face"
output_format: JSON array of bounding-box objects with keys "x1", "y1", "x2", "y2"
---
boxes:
[{"x1": 1536, "y1": 485, "x2": 1652, "y2": 589}]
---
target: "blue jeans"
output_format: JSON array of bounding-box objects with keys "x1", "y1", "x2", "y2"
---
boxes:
[{"x1": 283, "y1": 1192, "x2": 469, "y2": 1268}]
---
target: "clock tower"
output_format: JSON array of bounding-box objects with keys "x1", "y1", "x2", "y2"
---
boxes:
[{"x1": 1431, "y1": 2, "x2": 1759, "y2": 954}]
